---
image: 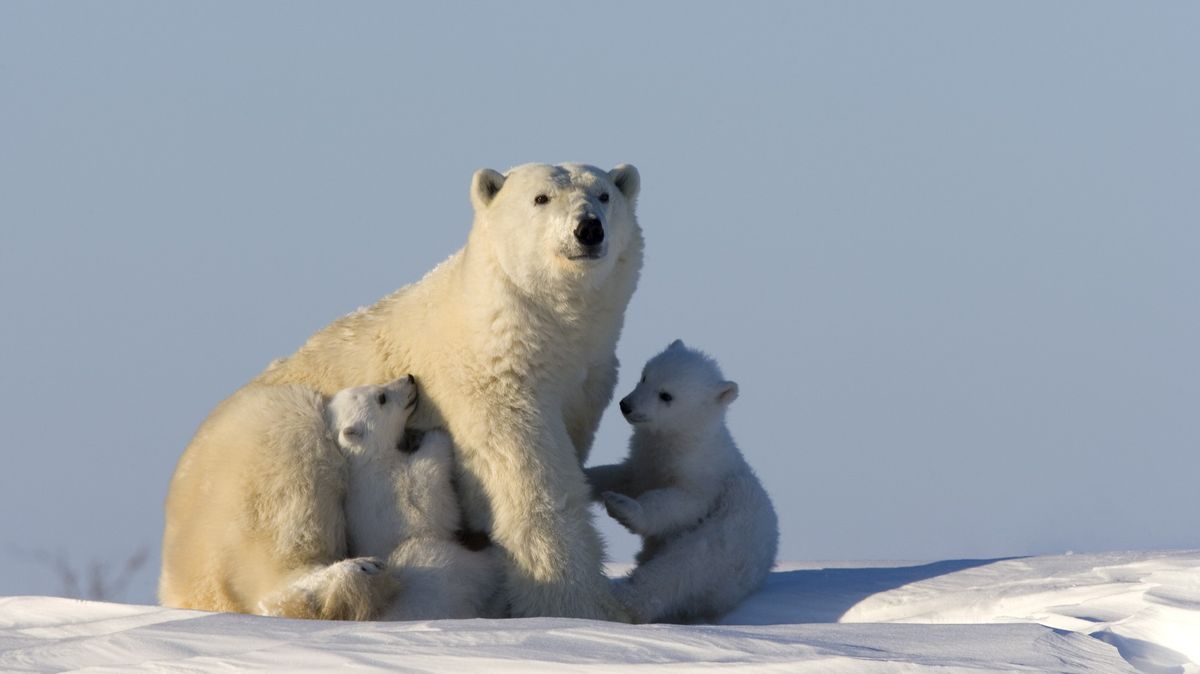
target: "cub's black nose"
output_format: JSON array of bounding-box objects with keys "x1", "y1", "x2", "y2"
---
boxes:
[
  {"x1": 619, "y1": 398, "x2": 632, "y2": 416},
  {"x1": 574, "y1": 216, "x2": 604, "y2": 247}
]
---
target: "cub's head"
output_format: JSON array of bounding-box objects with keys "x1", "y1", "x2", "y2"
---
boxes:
[
  {"x1": 468, "y1": 163, "x2": 641, "y2": 291},
  {"x1": 328, "y1": 376, "x2": 419, "y2": 456},
  {"x1": 619, "y1": 340, "x2": 738, "y2": 433}
]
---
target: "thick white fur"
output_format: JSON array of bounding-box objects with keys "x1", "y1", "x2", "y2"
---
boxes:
[
  {"x1": 585, "y1": 341, "x2": 779, "y2": 623},
  {"x1": 160, "y1": 163, "x2": 643, "y2": 620},
  {"x1": 384, "y1": 536, "x2": 504, "y2": 620},
  {"x1": 329, "y1": 381, "x2": 501, "y2": 620}
]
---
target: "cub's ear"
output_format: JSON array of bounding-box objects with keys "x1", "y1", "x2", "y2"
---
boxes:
[
  {"x1": 470, "y1": 168, "x2": 506, "y2": 211},
  {"x1": 609, "y1": 164, "x2": 640, "y2": 201},
  {"x1": 339, "y1": 424, "x2": 364, "y2": 446},
  {"x1": 716, "y1": 381, "x2": 739, "y2": 406},
  {"x1": 668, "y1": 338, "x2": 686, "y2": 351}
]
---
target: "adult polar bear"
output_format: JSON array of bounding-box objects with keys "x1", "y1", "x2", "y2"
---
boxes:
[{"x1": 160, "y1": 163, "x2": 642, "y2": 621}]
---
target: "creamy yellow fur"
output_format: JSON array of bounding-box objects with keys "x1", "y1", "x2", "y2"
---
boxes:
[
  {"x1": 160, "y1": 384, "x2": 392, "y2": 619},
  {"x1": 160, "y1": 163, "x2": 643, "y2": 620}
]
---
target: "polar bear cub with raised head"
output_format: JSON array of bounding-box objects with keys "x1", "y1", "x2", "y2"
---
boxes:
[
  {"x1": 329, "y1": 377, "x2": 501, "y2": 620},
  {"x1": 585, "y1": 341, "x2": 778, "y2": 623},
  {"x1": 327, "y1": 375, "x2": 428, "y2": 559}
]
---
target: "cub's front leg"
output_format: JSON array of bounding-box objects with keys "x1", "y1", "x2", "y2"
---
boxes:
[
  {"x1": 564, "y1": 355, "x2": 620, "y2": 465},
  {"x1": 603, "y1": 487, "x2": 713, "y2": 538}
]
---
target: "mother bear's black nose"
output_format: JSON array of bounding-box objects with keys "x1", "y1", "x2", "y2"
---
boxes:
[
  {"x1": 619, "y1": 398, "x2": 632, "y2": 415},
  {"x1": 574, "y1": 216, "x2": 604, "y2": 247}
]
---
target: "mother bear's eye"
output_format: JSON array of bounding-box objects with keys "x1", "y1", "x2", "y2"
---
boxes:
[
  {"x1": 534, "y1": 194, "x2": 550, "y2": 205},
  {"x1": 598, "y1": 192, "x2": 610, "y2": 203},
  {"x1": 377, "y1": 392, "x2": 388, "y2": 406},
  {"x1": 659, "y1": 391, "x2": 673, "y2": 403}
]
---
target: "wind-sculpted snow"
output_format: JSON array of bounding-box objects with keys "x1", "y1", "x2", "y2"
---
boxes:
[{"x1": 2, "y1": 551, "x2": 1196, "y2": 673}]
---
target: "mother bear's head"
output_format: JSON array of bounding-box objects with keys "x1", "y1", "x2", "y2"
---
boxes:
[{"x1": 468, "y1": 163, "x2": 641, "y2": 294}]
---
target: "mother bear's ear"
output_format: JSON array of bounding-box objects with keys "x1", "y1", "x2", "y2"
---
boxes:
[
  {"x1": 609, "y1": 164, "x2": 640, "y2": 202},
  {"x1": 470, "y1": 168, "x2": 507, "y2": 211}
]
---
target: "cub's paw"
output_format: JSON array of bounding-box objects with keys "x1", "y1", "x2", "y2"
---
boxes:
[{"x1": 602, "y1": 492, "x2": 645, "y2": 533}]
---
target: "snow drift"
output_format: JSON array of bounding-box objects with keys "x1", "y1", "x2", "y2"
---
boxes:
[{"x1": 2, "y1": 550, "x2": 1196, "y2": 673}]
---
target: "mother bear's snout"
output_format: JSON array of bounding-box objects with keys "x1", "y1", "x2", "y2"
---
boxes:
[{"x1": 574, "y1": 216, "x2": 604, "y2": 247}]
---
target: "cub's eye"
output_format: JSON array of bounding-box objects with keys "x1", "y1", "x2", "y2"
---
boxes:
[
  {"x1": 534, "y1": 194, "x2": 550, "y2": 205},
  {"x1": 659, "y1": 391, "x2": 673, "y2": 403},
  {"x1": 598, "y1": 192, "x2": 610, "y2": 203},
  {"x1": 377, "y1": 392, "x2": 388, "y2": 405},
  {"x1": 640, "y1": 375, "x2": 646, "y2": 383}
]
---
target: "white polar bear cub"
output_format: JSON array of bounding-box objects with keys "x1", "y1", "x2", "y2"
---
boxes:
[
  {"x1": 327, "y1": 376, "x2": 432, "y2": 561},
  {"x1": 586, "y1": 341, "x2": 778, "y2": 623},
  {"x1": 328, "y1": 378, "x2": 500, "y2": 620}
]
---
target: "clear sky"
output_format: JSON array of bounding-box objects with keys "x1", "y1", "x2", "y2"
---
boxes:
[{"x1": 1, "y1": 2, "x2": 1197, "y2": 605}]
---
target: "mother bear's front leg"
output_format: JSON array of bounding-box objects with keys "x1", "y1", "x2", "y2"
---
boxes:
[
  {"x1": 455, "y1": 404, "x2": 627, "y2": 621},
  {"x1": 564, "y1": 354, "x2": 620, "y2": 466}
]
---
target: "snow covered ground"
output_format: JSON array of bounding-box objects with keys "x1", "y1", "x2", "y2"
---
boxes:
[{"x1": 1, "y1": 550, "x2": 1196, "y2": 673}]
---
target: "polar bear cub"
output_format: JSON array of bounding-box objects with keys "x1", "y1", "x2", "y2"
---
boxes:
[
  {"x1": 328, "y1": 378, "x2": 501, "y2": 620},
  {"x1": 585, "y1": 341, "x2": 778, "y2": 623},
  {"x1": 328, "y1": 376, "x2": 430, "y2": 559}
]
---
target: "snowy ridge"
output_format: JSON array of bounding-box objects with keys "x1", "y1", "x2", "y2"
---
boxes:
[{"x1": 2, "y1": 551, "x2": 1197, "y2": 673}]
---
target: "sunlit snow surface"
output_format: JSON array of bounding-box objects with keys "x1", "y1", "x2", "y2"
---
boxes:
[{"x1": 2, "y1": 551, "x2": 1196, "y2": 673}]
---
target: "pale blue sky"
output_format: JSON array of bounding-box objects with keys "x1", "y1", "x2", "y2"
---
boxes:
[{"x1": 1, "y1": 2, "x2": 1197, "y2": 604}]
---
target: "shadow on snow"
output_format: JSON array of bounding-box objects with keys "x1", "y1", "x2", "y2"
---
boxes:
[{"x1": 722, "y1": 558, "x2": 1020, "y2": 625}]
